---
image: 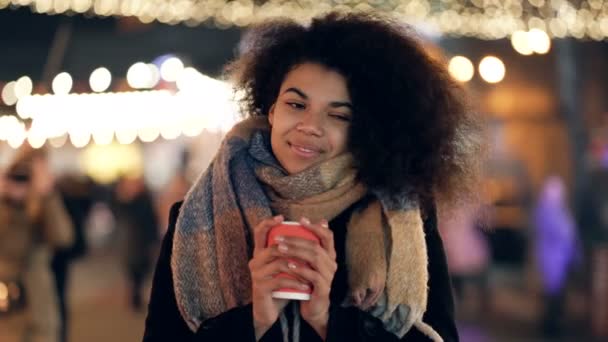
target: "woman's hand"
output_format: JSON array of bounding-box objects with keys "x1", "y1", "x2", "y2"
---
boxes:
[
  {"x1": 249, "y1": 215, "x2": 311, "y2": 339},
  {"x1": 277, "y1": 217, "x2": 337, "y2": 339}
]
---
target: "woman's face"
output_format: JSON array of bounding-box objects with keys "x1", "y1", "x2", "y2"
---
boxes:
[{"x1": 269, "y1": 63, "x2": 352, "y2": 174}]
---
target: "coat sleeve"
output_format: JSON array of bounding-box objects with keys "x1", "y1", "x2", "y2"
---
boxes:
[
  {"x1": 325, "y1": 204, "x2": 459, "y2": 342},
  {"x1": 143, "y1": 202, "x2": 285, "y2": 342}
]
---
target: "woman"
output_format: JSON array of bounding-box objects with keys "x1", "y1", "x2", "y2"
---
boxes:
[
  {"x1": 144, "y1": 12, "x2": 482, "y2": 342},
  {"x1": 0, "y1": 146, "x2": 74, "y2": 342}
]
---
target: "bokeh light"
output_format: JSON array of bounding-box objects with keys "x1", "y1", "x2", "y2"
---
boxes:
[
  {"x1": 528, "y1": 28, "x2": 551, "y2": 54},
  {"x1": 479, "y1": 56, "x2": 505, "y2": 84},
  {"x1": 160, "y1": 57, "x2": 184, "y2": 82},
  {"x1": 90, "y1": 67, "x2": 112, "y2": 92},
  {"x1": 52, "y1": 72, "x2": 73, "y2": 95},
  {"x1": 1, "y1": 81, "x2": 18, "y2": 106},
  {"x1": 511, "y1": 30, "x2": 533, "y2": 56},
  {"x1": 448, "y1": 56, "x2": 474, "y2": 82},
  {"x1": 14, "y1": 76, "x2": 33, "y2": 100}
]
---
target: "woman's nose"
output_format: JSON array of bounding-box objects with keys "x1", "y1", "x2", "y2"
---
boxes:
[{"x1": 296, "y1": 111, "x2": 323, "y2": 136}]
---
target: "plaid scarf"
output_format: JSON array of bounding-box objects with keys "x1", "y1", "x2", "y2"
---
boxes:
[{"x1": 172, "y1": 116, "x2": 442, "y2": 341}]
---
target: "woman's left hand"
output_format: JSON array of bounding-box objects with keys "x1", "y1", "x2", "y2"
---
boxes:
[{"x1": 276, "y1": 217, "x2": 337, "y2": 338}]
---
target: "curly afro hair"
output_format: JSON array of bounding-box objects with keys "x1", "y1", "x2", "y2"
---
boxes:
[{"x1": 226, "y1": 11, "x2": 484, "y2": 207}]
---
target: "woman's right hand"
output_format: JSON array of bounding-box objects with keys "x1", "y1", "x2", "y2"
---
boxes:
[{"x1": 248, "y1": 215, "x2": 310, "y2": 339}]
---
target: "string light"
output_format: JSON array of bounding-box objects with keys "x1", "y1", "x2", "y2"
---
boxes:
[
  {"x1": 160, "y1": 57, "x2": 184, "y2": 82},
  {"x1": 1, "y1": 68, "x2": 239, "y2": 149},
  {"x1": 1, "y1": 82, "x2": 18, "y2": 106},
  {"x1": 14, "y1": 76, "x2": 33, "y2": 100},
  {"x1": 4, "y1": 0, "x2": 607, "y2": 40},
  {"x1": 511, "y1": 28, "x2": 552, "y2": 55},
  {"x1": 528, "y1": 28, "x2": 552, "y2": 54},
  {"x1": 127, "y1": 62, "x2": 158, "y2": 89},
  {"x1": 511, "y1": 30, "x2": 534, "y2": 55},
  {"x1": 52, "y1": 72, "x2": 73, "y2": 95},
  {"x1": 89, "y1": 67, "x2": 112, "y2": 92}
]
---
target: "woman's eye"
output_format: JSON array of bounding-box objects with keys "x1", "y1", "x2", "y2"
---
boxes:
[
  {"x1": 287, "y1": 102, "x2": 305, "y2": 110},
  {"x1": 329, "y1": 113, "x2": 351, "y2": 122}
]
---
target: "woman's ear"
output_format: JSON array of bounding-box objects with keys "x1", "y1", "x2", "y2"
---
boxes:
[{"x1": 268, "y1": 103, "x2": 275, "y2": 126}]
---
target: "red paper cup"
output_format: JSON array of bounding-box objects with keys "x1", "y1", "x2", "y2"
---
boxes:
[{"x1": 266, "y1": 221, "x2": 320, "y2": 300}]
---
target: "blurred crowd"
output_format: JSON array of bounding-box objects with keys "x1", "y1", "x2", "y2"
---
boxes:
[
  {"x1": 438, "y1": 124, "x2": 608, "y2": 340},
  {"x1": 0, "y1": 144, "x2": 191, "y2": 342}
]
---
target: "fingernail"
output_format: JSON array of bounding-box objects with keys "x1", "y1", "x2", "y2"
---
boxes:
[
  {"x1": 274, "y1": 215, "x2": 283, "y2": 221},
  {"x1": 278, "y1": 244, "x2": 288, "y2": 252},
  {"x1": 301, "y1": 217, "x2": 310, "y2": 225},
  {"x1": 287, "y1": 262, "x2": 297, "y2": 269},
  {"x1": 300, "y1": 284, "x2": 310, "y2": 290},
  {"x1": 320, "y1": 220, "x2": 328, "y2": 228},
  {"x1": 274, "y1": 235, "x2": 285, "y2": 242}
]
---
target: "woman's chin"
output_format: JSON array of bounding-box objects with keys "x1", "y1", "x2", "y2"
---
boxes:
[{"x1": 283, "y1": 161, "x2": 318, "y2": 175}]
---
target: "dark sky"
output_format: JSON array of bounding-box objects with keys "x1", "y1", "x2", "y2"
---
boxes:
[{"x1": 0, "y1": 7, "x2": 243, "y2": 83}]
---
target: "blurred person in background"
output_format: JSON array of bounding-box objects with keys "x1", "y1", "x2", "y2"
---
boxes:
[
  {"x1": 52, "y1": 174, "x2": 96, "y2": 342},
  {"x1": 0, "y1": 145, "x2": 74, "y2": 342},
  {"x1": 113, "y1": 174, "x2": 159, "y2": 312},
  {"x1": 580, "y1": 128, "x2": 608, "y2": 338},
  {"x1": 438, "y1": 202, "x2": 489, "y2": 314},
  {"x1": 533, "y1": 175, "x2": 578, "y2": 337}
]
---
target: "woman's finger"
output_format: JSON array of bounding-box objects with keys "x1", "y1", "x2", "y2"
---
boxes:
[
  {"x1": 276, "y1": 238, "x2": 336, "y2": 281},
  {"x1": 250, "y1": 257, "x2": 290, "y2": 281},
  {"x1": 248, "y1": 245, "x2": 283, "y2": 272},
  {"x1": 299, "y1": 218, "x2": 336, "y2": 260},
  {"x1": 252, "y1": 215, "x2": 283, "y2": 255},
  {"x1": 260, "y1": 275, "x2": 311, "y2": 293},
  {"x1": 285, "y1": 262, "x2": 331, "y2": 297}
]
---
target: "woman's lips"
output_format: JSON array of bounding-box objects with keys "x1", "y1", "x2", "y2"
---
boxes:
[{"x1": 289, "y1": 142, "x2": 321, "y2": 158}]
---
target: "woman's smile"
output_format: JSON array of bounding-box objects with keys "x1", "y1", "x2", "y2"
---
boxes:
[{"x1": 288, "y1": 141, "x2": 323, "y2": 159}]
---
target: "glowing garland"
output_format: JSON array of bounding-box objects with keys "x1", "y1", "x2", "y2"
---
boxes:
[{"x1": 1, "y1": 0, "x2": 608, "y2": 40}]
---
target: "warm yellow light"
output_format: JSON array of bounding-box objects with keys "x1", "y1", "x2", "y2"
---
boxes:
[
  {"x1": 160, "y1": 57, "x2": 184, "y2": 82},
  {"x1": 81, "y1": 143, "x2": 143, "y2": 184},
  {"x1": 448, "y1": 56, "x2": 474, "y2": 82},
  {"x1": 528, "y1": 28, "x2": 551, "y2": 54},
  {"x1": 70, "y1": 132, "x2": 91, "y2": 148},
  {"x1": 176, "y1": 67, "x2": 202, "y2": 91},
  {"x1": 16, "y1": 95, "x2": 36, "y2": 119},
  {"x1": 14, "y1": 76, "x2": 33, "y2": 100},
  {"x1": 0, "y1": 115, "x2": 20, "y2": 141},
  {"x1": 7, "y1": 122, "x2": 26, "y2": 149},
  {"x1": 1, "y1": 81, "x2": 17, "y2": 106},
  {"x1": 137, "y1": 127, "x2": 160, "y2": 142},
  {"x1": 147, "y1": 64, "x2": 161, "y2": 88},
  {"x1": 92, "y1": 129, "x2": 114, "y2": 145},
  {"x1": 49, "y1": 134, "x2": 68, "y2": 148},
  {"x1": 0, "y1": 282, "x2": 8, "y2": 301},
  {"x1": 160, "y1": 124, "x2": 181, "y2": 140},
  {"x1": 27, "y1": 129, "x2": 46, "y2": 149},
  {"x1": 127, "y1": 62, "x2": 154, "y2": 89},
  {"x1": 116, "y1": 129, "x2": 138, "y2": 145},
  {"x1": 511, "y1": 30, "x2": 533, "y2": 55},
  {"x1": 90, "y1": 67, "x2": 112, "y2": 92},
  {"x1": 52, "y1": 72, "x2": 73, "y2": 95},
  {"x1": 479, "y1": 56, "x2": 505, "y2": 84}
]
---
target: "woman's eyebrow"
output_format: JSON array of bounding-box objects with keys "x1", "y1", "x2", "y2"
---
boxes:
[
  {"x1": 329, "y1": 101, "x2": 353, "y2": 110},
  {"x1": 283, "y1": 87, "x2": 352, "y2": 109},
  {"x1": 283, "y1": 87, "x2": 308, "y2": 99}
]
